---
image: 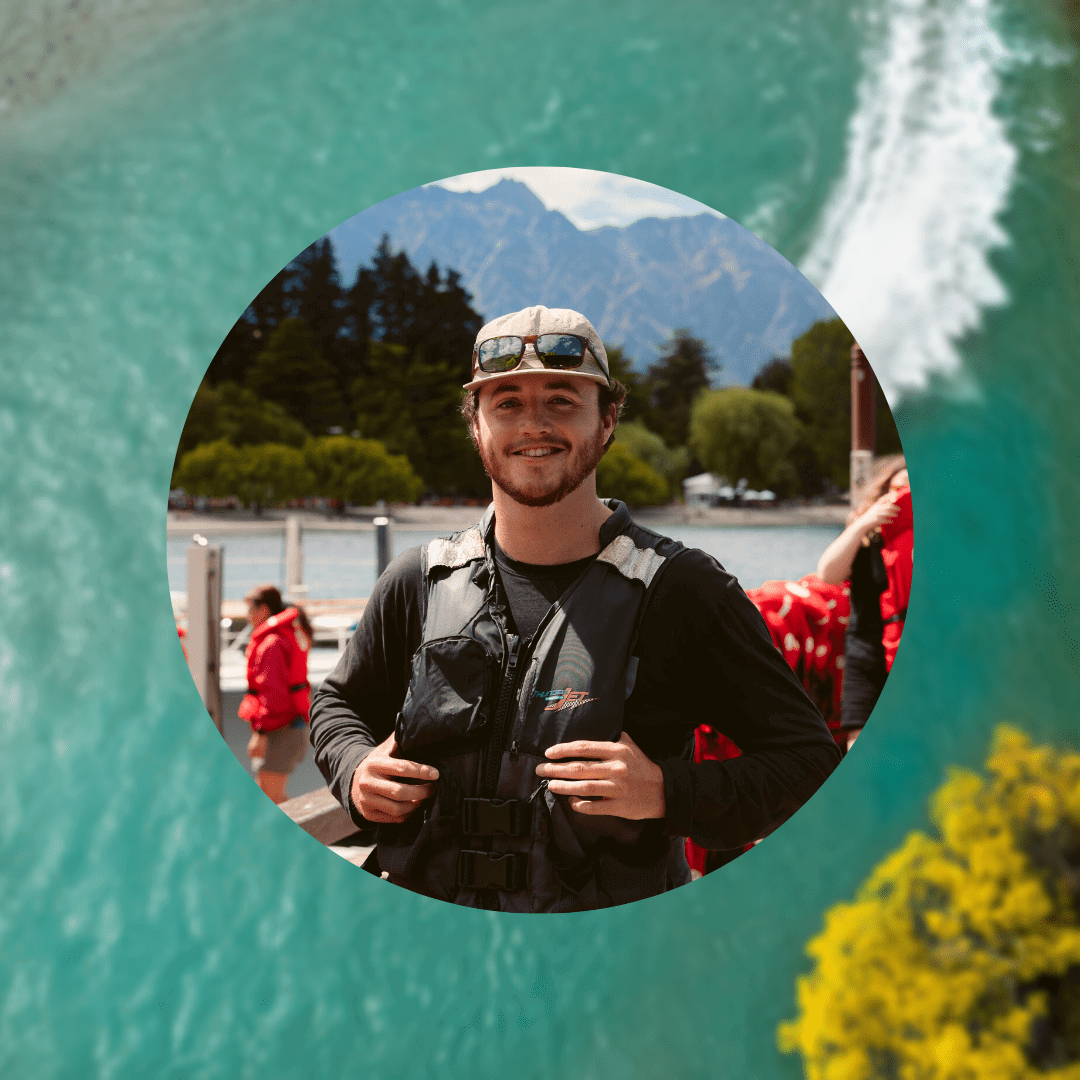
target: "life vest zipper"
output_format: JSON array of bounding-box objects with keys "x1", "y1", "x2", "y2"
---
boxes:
[{"x1": 482, "y1": 635, "x2": 522, "y2": 797}]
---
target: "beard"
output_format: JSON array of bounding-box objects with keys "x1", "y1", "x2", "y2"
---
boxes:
[{"x1": 477, "y1": 429, "x2": 607, "y2": 508}]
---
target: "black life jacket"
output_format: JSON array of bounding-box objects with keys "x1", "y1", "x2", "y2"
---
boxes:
[{"x1": 376, "y1": 501, "x2": 692, "y2": 912}]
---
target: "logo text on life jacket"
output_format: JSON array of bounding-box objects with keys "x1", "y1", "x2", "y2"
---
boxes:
[{"x1": 534, "y1": 687, "x2": 597, "y2": 711}]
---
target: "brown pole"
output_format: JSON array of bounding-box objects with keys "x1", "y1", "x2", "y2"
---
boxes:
[{"x1": 850, "y1": 343, "x2": 876, "y2": 509}]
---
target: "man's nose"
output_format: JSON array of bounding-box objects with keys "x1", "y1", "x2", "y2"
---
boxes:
[{"x1": 517, "y1": 399, "x2": 551, "y2": 436}]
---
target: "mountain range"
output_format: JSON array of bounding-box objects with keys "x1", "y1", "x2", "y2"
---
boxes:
[{"x1": 329, "y1": 179, "x2": 836, "y2": 385}]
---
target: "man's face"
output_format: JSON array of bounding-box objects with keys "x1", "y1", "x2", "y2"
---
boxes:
[{"x1": 472, "y1": 375, "x2": 615, "y2": 508}]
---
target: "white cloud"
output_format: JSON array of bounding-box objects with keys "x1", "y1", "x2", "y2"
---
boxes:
[{"x1": 431, "y1": 167, "x2": 723, "y2": 231}]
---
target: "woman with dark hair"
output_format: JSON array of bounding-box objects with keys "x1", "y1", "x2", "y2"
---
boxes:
[
  {"x1": 238, "y1": 584, "x2": 314, "y2": 803},
  {"x1": 816, "y1": 456, "x2": 911, "y2": 749}
]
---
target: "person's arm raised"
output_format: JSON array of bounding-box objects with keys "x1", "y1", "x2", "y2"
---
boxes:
[{"x1": 816, "y1": 495, "x2": 902, "y2": 584}]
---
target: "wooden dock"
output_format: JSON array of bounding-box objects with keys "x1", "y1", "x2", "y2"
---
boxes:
[{"x1": 279, "y1": 786, "x2": 377, "y2": 869}]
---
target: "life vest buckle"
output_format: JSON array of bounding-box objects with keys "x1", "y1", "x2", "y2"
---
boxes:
[
  {"x1": 457, "y1": 850, "x2": 528, "y2": 891},
  {"x1": 462, "y1": 797, "x2": 531, "y2": 837}
]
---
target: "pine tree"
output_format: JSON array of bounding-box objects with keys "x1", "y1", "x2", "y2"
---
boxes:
[
  {"x1": 643, "y1": 329, "x2": 720, "y2": 449},
  {"x1": 246, "y1": 319, "x2": 346, "y2": 434},
  {"x1": 205, "y1": 262, "x2": 292, "y2": 386}
]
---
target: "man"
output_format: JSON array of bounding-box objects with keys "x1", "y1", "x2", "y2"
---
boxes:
[{"x1": 310, "y1": 305, "x2": 841, "y2": 911}]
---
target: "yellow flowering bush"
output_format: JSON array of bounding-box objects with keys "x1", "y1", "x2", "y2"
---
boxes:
[{"x1": 778, "y1": 726, "x2": 1080, "y2": 1080}]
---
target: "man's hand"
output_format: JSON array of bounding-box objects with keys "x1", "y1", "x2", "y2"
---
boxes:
[
  {"x1": 535, "y1": 732, "x2": 665, "y2": 820},
  {"x1": 349, "y1": 733, "x2": 439, "y2": 824}
]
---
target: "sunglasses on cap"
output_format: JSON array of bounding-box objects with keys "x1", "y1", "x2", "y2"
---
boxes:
[{"x1": 474, "y1": 333, "x2": 610, "y2": 380}]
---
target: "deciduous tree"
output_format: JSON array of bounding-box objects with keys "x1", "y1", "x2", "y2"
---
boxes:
[
  {"x1": 175, "y1": 381, "x2": 308, "y2": 460},
  {"x1": 303, "y1": 435, "x2": 423, "y2": 508},
  {"x1": 689, "y1": 388, "x2": 801, "y2": 492}
]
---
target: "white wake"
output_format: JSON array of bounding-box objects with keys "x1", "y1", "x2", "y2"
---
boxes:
[{"x1": 800, "y1": 0, "x2": 1020, "y2": 404}]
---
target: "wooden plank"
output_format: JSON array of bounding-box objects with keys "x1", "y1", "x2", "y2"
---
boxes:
[
  {"x1": 327, "y1": 841, "x2": 378, "y2": 868},
  {"x1": 280, "y1": 786, "x2": 365, "y2": 846}
]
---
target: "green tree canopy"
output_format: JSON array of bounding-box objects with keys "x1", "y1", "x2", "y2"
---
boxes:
[
  {"x1": 789, "y1": 318, "x2": 855, "y2": 489},
  {"x1": 751, "y1": 356, "x2": 793, "y2": 396},
  {"x1": 206, "y1": 264, "x2": 291, "y2": 387},
  {"x1": 175, "y1": 381, "x2": 308, "y2": 460},
  {"x1": 595, "y1": 443, "x2": 670, "y2": 507},
  {"x1": 172, "y1": 440, "x2": 314, "y2": 512},
  {"x1": 303, "y1": 435, "x2": 423, "y2": 507},
  {"x1": 233, "y1": 444, "x2": 314, "y2": 512},
  {"x1": 688, "y1": 388, "x2": 801, "y2": 491},
  {"x1": 351, "y1": 341, "x2": 488, "y2": 497},
  {"x1": 788, "y1": 319, "x2": 905, "y2": 490},
  {"x1": 779, "y1": 726, "x2": 1080, "y2": 1080},
  {"x1": 642, "y1": 329, "x2": 720, "y2": 449},
  {"x1": 605, "y1": 344, "x2": 650, "y2": 425},
  {"x1": 289, "y1": 237, "x2": 346, "y2": 367},
  {"x1": 172, "y1": 439, "x2": 242, "y2": 499},
  {"x1": 614, "y1": 420, "x2": 691, "y2": 499},
  {"x1": 245, "y1": 318, "x2": 346, "y2": 434}
]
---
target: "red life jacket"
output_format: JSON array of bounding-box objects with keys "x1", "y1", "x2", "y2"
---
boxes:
[
  {"x1": 684, "y1": 724, "x2": 748, "y2": 875},
  {"x1": 877, "y1": 488, "x2": 913, "y2": 672},
  {"x1": 746, "y1": 576, "x2": 849, "y2": 741},
  {"x1": 684, "y1": 574, "x2": 850, "y2": 875},
  {"x1": 238, "y1": 607, "x2": 311, "y2": 732}
]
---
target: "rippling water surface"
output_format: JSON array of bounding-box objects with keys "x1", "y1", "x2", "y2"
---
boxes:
[{"x1": 3, "y1": 0, "x2": 1080, "y2": 1077}]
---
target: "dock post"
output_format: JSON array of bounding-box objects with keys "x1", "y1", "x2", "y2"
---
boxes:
[
  {"x1": 186, "y1": 537, "x2": 224, "y2": 735},
  {"x1": 850, "y1": 343, "x2": 877, "y2": 510},
  {"x1": 374, "y1": 516, "x2": 392, "y2": 579},
  {"x1": 285, "y1": 515, "x2": 304, "y2": 602}
]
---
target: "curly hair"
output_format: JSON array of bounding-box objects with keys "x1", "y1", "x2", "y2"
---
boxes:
[{"x1": 460, "y1": 380, "x2": 627, "y2": 451}]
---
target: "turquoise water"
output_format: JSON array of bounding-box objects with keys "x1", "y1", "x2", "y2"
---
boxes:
[{"x1": 3, "y1": 1, "x2": 1080, "y2": 1077}]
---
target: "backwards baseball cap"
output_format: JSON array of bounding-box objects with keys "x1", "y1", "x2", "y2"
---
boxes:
[{"x1": 463, "y1": 305, "x2": 611, "y2": 391}]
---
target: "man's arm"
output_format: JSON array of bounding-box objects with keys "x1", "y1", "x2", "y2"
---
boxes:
[
  {"x1": 627, "y1": 549, "x2": 843, "y2": 849},
  {"x1": 309, "y1": 546, "x2": 426, "y2": 826}
]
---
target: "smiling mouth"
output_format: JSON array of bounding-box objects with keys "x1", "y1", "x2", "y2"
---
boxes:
[{"x1": 512, "y1": 447, "x2": 565, "y2": 458}]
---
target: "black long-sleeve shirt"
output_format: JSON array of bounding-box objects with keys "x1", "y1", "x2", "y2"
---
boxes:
[{"x1": 310, "y1": 535, "x2": 841, "y2": 850}]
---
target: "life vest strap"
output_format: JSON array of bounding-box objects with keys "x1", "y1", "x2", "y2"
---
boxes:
[
  {"x1": 462, "y1": 798, "x2": 531, "y2": 837},
  {"x1": 288, "y1": 682, "x2": 310, "y2": 693},
  {"x1": 883, "y1": 608, "x2": 907, "y2": 626},
  {"x1": 457, "y1": 850, "x2": 528, "y2": 891}
]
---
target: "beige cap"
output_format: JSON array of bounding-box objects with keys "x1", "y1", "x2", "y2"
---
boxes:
[{"x1": 463, "y1": 305, "x2": 611, "y2": 391}]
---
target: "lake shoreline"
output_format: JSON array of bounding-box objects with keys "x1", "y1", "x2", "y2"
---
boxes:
[{"x1": 167, "y1": 501, "x2": 850, "y2": 535}]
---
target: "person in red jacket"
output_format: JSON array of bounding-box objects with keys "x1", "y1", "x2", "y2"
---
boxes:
[
  {"x1": 877, "y1": 483, "x2": 913, "y2": 673},
  {"x1": 238, "y1": 585, "x2": 313, "y2": 804},
  {"x1": 816, "y1": 456, "x2": 910, "y2": 749}
]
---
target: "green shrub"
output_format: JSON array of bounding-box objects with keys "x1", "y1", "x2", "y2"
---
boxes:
[{"x1": 595, "y1": 443, "x2": 669, "y2": 507}]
